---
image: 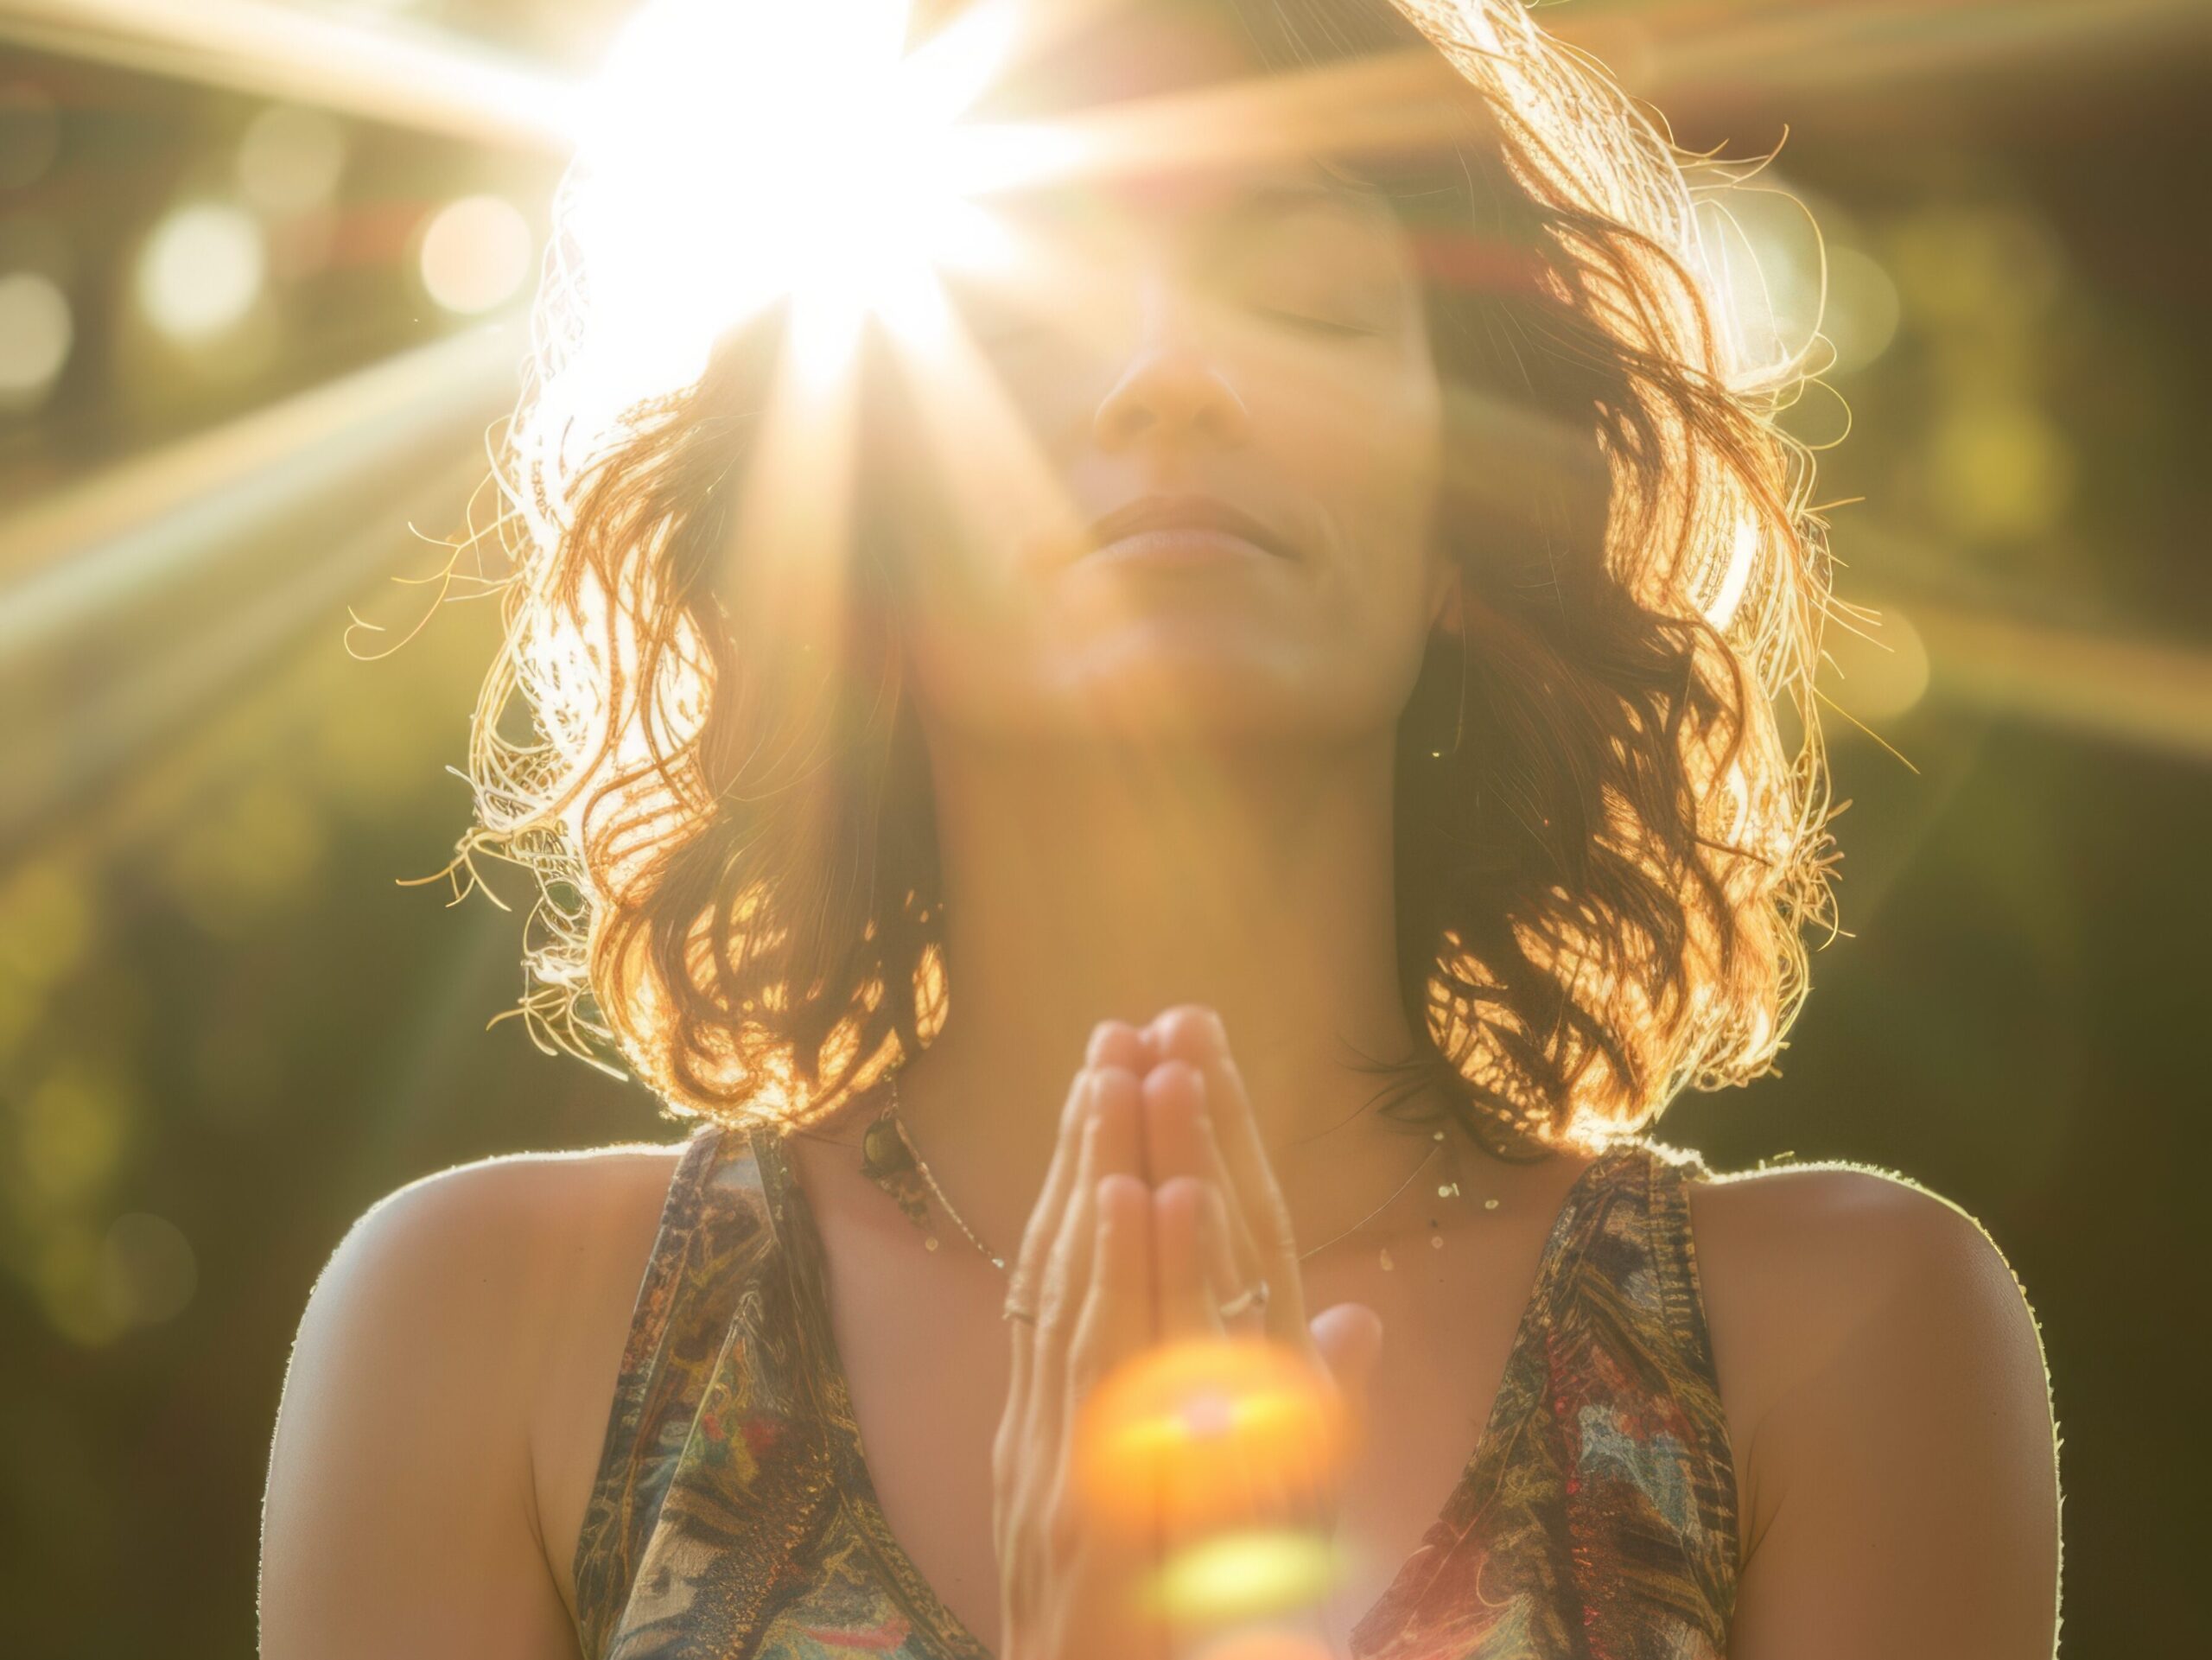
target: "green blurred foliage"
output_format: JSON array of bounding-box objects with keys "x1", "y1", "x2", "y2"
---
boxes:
[{"x1": 0, "y1": 7, "x2": 2206, "y2": 1655}]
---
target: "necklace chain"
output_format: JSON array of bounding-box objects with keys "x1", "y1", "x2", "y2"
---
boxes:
[
  {"x1": 880, "y1": 1072, "x2": 1476, "y2": 1275},
  {"x1": 887, "y1": 1072, "x2": 1009, "y2": 1271}
]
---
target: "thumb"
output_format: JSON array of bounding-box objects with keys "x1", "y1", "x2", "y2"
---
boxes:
[
  {"x1": 1308, "y1": 1300, "x2": 1384, "y2": 1415},
  {"x1": 1302, "y1": 1302, "x2": 1383, "y2": 1533}
]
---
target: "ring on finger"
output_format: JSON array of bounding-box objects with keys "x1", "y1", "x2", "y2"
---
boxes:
[{"x1": 1217, "y1": 1277, "x2": 1269, "y2": 1321}]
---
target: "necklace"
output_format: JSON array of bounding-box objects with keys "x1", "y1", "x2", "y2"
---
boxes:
[{"x1": 861, "y1": 1071, "x2": 1499, "y2": 1275}]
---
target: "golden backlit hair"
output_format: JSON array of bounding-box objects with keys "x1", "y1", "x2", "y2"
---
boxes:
[{"x1": 440, "y1": 0, "x2": 1844, "y2": 1153}]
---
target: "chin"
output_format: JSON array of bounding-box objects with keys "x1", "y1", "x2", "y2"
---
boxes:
[{"x1": 1040, "y1": 639, "x2": 1331, "y2": 744}]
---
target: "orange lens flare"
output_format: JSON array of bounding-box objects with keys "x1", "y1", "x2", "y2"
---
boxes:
[{"x1": 1075, "y1": 1335, "x2": 1351, "y2": 1540}]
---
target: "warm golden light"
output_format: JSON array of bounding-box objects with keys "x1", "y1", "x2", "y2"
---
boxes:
[
  {"x1": 1076, "y1": 1337, "x2": 1351, "y2": 1540},
  {"x1": 417, "y1": 194, "x2": 534, "y2": 316},
  {"x1": 234, "y1": 103, "x2": 349, "y2": 215},
  {"x1": 0, "y1": 270, "x2": 71, "y2": 410},
  {"x1": 137, "y1": 202, "x2": 265, "y2": 342},
  {"x1": 556, "y1": 0, "x2": 1035, "y2": 417},
  {"x1": 1152, "y1": 1530, "x2": 1341, "y2": 1625}
]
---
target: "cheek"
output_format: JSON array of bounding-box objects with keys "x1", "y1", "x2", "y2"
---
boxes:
[
  {"x1": 857, "y1": 409, "x2": 1074, "y2": 731},
  {"x1": 1313, "y1": 385, "x2": 1448, "y2": 741},
  {"x1": 1268, "y1": 353, "x2": 1446, "y2": 669},
  {"x1": 1292, "y1": 364, "x2": 1442, "y2": 550}
]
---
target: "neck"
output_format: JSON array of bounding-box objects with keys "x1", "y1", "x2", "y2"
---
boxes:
[{"x1": 887, "y1": 728, "x2": 1473, "y2": 1256}]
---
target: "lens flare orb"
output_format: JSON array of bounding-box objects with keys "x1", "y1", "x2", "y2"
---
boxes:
[{"x1": 1076, "y1": 1335, "x2": 1352, "y2": 1541}]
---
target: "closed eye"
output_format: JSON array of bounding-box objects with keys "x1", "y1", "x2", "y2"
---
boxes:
[{"x1": 1249, "y1": 305, "x2": 1382, "y2": 339}]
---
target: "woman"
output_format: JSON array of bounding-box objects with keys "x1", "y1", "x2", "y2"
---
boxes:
[{"x1": 259, "y1": 2, "x2": 2062, "y2": 1657}]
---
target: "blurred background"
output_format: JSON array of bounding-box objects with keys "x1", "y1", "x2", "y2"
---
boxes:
[{"x1": 0, "y1": 0, "x2": 2204, "y2": 1652}]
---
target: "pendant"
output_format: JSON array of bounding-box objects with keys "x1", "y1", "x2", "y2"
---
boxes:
[{"x1": 861, "y1": 1104, "x2": 936, "y2": 1236}]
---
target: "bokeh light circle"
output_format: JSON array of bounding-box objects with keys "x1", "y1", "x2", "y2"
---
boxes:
[
  {"x1": 1823, "y1": 605, "x2": 1930, "y2": 724},
  {"x1": 137, "y1": 202, "x2": 266, "y2": 340},
  {"x1": 236, "y1": 104, "x2": 350, "y2": 215},
  {"x1": 0, "y1": 270, "x2": 72, "y2": 405},
  {"x1": 100, "y1": 1212, "x2": 199, "y2": 1326},
  {"x1": 418, "y1": 194, "x2": 533, "y2": 315},
  {"x1": 1821, "y1": 244, "x2": 1903, "y2": 375}
]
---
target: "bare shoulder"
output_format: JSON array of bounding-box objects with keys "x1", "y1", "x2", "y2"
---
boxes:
[
  {"x1": 292, "y1": 1138, "x2": 693, "y2": 1400},
  {"x1": 1686, "y1": 1154, "x2": 2037, "y2": 1336},
  {"x1": 261, "y1": 1136, "x2": 694, "y2": 1659},
  {"x1": 1681, "y1": 1156, "x2": 2062, "y2": 1658}
]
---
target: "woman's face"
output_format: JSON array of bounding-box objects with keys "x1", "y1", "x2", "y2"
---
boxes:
[{"x1": 871, "y1": 6, "x2": 1452, "y2": 754}]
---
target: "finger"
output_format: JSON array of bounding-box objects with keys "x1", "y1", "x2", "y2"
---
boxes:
[
  {"x1": 1148, "y1": 1006, "x2": 1310, "y2": 1344},
  {"x1": 1064, "y1": 1172, "x2": 1154, "y2": 1414},
  {"x1": 998, "y1": 1068, "x2": 1097, "y2": 1568},
  {"x1": 1146, "y1": 1174, "x2": 1225, "y2": 1555},
  {"x1": 1029, "y1": 1070, "x2": 1144, "y2": 1459},
  {"x1": 1306, "y1": 1301, "x2": 1385, "y2": 1530},
  {"x1": 1194, "y1": 1180, "x2": 1255, "y2": 1335},
  {"x1": 1018, "y1": 1088, "x2": 1104, "y2": 1475},
  {"x1": 1011, "y1": 1063, "x2": 1105, "y2": 1307},
  {"x1": 1012, "y1": 1017, "x2": 1156, "y2": 1319},
  {"x1": 1006, "y1": 1067, "x2": 1098, "y2": 1401},
  {"x1": 1309, "y1": 1301, "x2": 1386, "y2": 1414},
  {"x1": 1151, "y1": 1176, "x2": 1226, "y2": 1344},
  {"x1": 1154, "y1": 1066, "x2": 1272, "y2": 1312},
  {"x1": 1053, "y1": 1173, "x2": 1155, "y2": 1577},
  {"x1": 1086, "y1": 1018, "x2": 1157, "y2": 1075}
]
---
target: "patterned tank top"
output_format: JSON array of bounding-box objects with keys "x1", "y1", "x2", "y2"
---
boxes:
[{"x1": 571, "y1": 1116, "x2": 1740, "y2": 1660}]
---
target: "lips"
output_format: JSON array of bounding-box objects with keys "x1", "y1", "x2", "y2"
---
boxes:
[{"x1": 1083, "y1": 493, "x2": 1294, "y2": 562}]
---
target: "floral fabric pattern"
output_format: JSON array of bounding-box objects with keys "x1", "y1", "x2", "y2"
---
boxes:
[{"x1": 572, "y1": 1116, "x2": 1738, "y2": 1660}]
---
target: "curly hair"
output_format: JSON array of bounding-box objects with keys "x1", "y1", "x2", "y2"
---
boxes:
[{"x1": 436, "y1": 0, "x2": 1845, "y2": 1154}]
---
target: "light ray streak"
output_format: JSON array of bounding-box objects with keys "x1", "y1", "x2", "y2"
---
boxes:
[
  {"x1": 720, "y1": 308, "x2": 864, "y2": 721},
  {"x1": 1897, "y1": 593, "x2": 2212, "y2": 765},
  {"x1": 871, "y1": 270, "x2": 1088, "y2": 591},
  {"x1": 1040, "y1": 47, "x2": 1486, "y2": 183},
  {"x1": 1554, "y1": 0, "x2": 2212, "y2": 105},
  {"x1": 0, "y1": 448, "x2": 488, "y2": 850},
  {"x1": 0, "y1": 328, "x2": 515, "y2": 665},
  {"x1": 0, "y1": 0, "x2": 575, "y2": 152}
]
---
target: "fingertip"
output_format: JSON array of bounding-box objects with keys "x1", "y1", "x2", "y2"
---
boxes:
[
  {"x1": 1096, "y1": 1170, "x2": 1148, "y2": 1223},
  {"x1": 1089, "y1": 1063, "x2": 1141, "y2": 1114},
  {"x1": 1149, "y1": 1004, "x2": 1229, "y2": 1063},
  {"x1": 1090, "y1": 1071, "x2": 1147, "y2": 1173},
  {"x1": 1140, "y1": 1056, "x2": 1204, "y2": 1097},
  {"x1": 1311, "y1": 1300, "x2": 1387, "y2": 1383},
  {"x1": 1152, "y1": 1173, "x2": 1205, "y2": 1222},
  {"x1": 1144, "y1": 1175, "x2": 1194, "y2": 1264},
  {"x1": 1086, "y1": 1020, "x2": 1150, "y2": 1072},
  {"x1": 1095, "y1": 1173, "x2": 1152, "y2": 1287}
]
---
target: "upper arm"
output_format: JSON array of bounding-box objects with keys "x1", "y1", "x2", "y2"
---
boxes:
[
  {"x1": 259, "y1": 1158, "x2": 581, "y2": 1660},
  {"x1": 1726, "y1": 1170, "x2": 2063, "y2": 1660}
]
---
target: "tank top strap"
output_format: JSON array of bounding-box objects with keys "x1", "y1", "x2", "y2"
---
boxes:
[
  {"x1": 1634, "y1": 1138, "x2": 1732, "y2": 1390},
  {"x1": 571, "y1": 1119, "x2": 835, "y2": 1660},
  {"x1": 1544, "y1": 1135, "x2": 1741, "y2": 1641}
]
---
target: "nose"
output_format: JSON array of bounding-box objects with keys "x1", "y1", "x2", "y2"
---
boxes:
[{"x1": 1090, "y1": 268, "x2": 1252, "y2": 455}]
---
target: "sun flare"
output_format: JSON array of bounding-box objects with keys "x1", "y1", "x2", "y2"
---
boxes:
[{"x1": 563, "y1": 0, "x2": 1056, "y2": 405}]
